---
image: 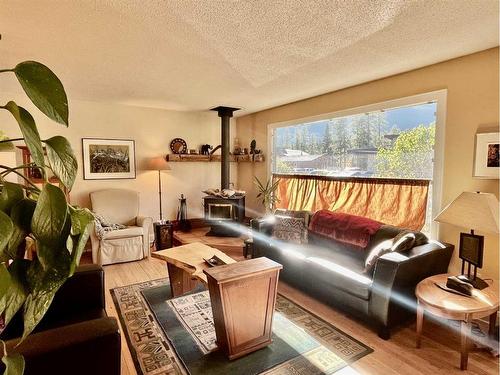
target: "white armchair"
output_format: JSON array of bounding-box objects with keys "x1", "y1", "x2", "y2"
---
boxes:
[{"x1": 89, "y1": 189, "x2": 153, "y2": 265}]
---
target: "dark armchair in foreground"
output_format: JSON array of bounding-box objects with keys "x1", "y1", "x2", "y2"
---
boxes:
[{"x1": 0, "y1": 264, "x2": 121, "y2": 375}]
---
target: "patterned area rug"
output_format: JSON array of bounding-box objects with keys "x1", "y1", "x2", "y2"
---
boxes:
[{"x1": 111, "y1": 278, "x2": 373, "y2": 375}]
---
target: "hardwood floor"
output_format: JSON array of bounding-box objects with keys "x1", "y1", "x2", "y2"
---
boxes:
[{"x1": 101, "y1": 255, "x2": 499, "y2": 375}]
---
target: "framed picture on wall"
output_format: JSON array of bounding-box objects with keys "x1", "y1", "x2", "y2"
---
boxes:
[
  {"x1": 473, "y1": 132, "x2": 499, "y2": 179},
  {"x1": 82, "y1": 138, "x2": 136, "y2": 180}
]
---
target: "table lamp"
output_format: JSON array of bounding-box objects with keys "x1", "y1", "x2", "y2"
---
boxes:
[
  {"x1": 435, "y1": 191, "x2": 499, "y2": 289},
  {"x1": 146, "y1": 156, "x2": 171, "y2": 223}
]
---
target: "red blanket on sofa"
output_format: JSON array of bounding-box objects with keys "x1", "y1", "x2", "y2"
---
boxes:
[{"x1": 308, "y1": 210, "x2": 383, "y2": 249}]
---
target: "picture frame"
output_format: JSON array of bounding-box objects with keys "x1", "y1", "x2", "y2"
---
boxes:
[
  {"x1": 82, "y1": 138, "x2": 136, "y2": 180},
  {"x1": 473, "y1": 132, "x2": 499, "y2": 179}
]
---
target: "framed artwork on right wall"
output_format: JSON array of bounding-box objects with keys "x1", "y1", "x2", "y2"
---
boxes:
[{"x1": 473, "y1": 132, "x2": 499, "y2": 179}]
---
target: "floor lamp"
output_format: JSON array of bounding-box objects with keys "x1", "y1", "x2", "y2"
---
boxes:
[{"x1": 146, "y1": 156, "x2": 171, "y2": 223}]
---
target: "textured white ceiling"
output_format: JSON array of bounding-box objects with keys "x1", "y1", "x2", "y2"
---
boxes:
[{"x1": 0, "y1": 0, "x2": 498, "y2": 115}]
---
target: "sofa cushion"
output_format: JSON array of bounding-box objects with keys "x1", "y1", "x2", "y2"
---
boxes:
[
  {"x1": 368, "y1": 224, "x2": 427, "y2": 250},
  {"x1": 273, "y1": 216, "x2": 308, "y2": 244},
  {"x1": 363, "y1": 232, "x2": 416, "y2": 274},
  {"x1": 363, "y1": 239, "x2": 394, "y2": 274},
  {"x1": 102, "y1": 226, "x2": 143, "y2": 239},
  {"x1": 392, "y1": 231, "x2": 416, "y2": 252},
  {"x1": 274, "y1": 209, "x2": 312, "y2": 228},
  {"x1": 309, "y1": 210, "x2": 382, "y2": 249},
  {"x1": 303, "y1": 244, "x2": 372, "y2": 300}
]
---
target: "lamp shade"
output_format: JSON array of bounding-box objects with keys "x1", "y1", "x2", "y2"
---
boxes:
[
  {"x1": 146, "y1": 156, "x2": 171, "y2": 171},
  {"x1": 434, "y1": 192, "x2": 499, "y2": 234}
]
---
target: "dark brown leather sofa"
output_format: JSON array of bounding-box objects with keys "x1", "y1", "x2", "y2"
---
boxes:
[
  {"x1": 0, "y1": 264, "x2": 121, "y2": 375},
  {"x1": 251, "y1": 214, "x2": 454, "y2": 339}
]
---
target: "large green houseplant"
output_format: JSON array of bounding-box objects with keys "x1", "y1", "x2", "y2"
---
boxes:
[{"x1": 0, "y1": 61, "x2": 94, "y2": 374}]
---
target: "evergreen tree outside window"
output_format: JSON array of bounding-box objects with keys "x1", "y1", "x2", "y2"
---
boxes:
[{"x1": 272, "y1": 102, "x2": 437, "y2": 180}]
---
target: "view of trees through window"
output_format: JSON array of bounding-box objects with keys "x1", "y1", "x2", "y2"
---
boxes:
[{"x1": 272, "y1": 102, "x2": 437, "y2": 180}]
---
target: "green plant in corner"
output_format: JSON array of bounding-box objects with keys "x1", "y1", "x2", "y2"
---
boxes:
[
  {"x1": 0, "y1": 61, "x2": 94, "y2": 375},
  {"x1": 254, "y1": 176, "x2": 280, "y2": 214}
]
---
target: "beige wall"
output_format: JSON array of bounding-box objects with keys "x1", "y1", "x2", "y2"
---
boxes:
[
  {"x1": 0, "y1": 98, "x2": 237, "y2": 222},
  {"x1": 236, "y1": 48, "x2": 499, "y2": 279}
]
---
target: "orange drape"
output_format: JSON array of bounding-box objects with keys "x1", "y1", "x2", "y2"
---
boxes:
[{"x1": 274, "y1": 174, "x2": 430, "y2": 231}]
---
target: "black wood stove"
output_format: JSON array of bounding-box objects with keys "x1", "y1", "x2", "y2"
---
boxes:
[{"x1": 203, "y1": 106, "x2": 245, "y2": 237}]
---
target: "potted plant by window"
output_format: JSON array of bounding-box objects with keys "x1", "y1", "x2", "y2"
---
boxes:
[
  {"x1": 254, "y1": 176, "x2": 280, "y2": 214},
  {"x1": 0, "y1": 61, "x2": 94, "y2": 374}
]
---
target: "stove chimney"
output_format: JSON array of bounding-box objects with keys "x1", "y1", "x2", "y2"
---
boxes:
[{"x1": 211, "y1": 106, "x2": 240, "y2": 190}]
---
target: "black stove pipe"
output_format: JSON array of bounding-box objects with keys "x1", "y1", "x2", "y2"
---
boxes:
[{"x1": 211, "y1": 106, "x2": 240, "y2": 190}]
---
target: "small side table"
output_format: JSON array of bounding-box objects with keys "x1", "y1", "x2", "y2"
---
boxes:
[
  {"x1": 154, "y1": 222, "x2": 173, "y2": 251},
  {"x1": 415, "y1": 274, "x2": 499, "y2": 370}
]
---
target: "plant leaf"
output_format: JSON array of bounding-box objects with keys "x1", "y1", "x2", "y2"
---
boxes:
[
  {"x1": 0, "y1": 259, "x2": 29, "y2": 327},
  {"x1": 253, "y1": 176, "x2": 265, "y2": 192},
  {"x1": 37, "y1": 241, "x2": 70, "y2": 271},
  {"x1": 5, "y1": 199, "x2": 36, "y2": 261},
  {"x1": 0, "y1": 182, "x2": 24, "y2": 214},
  {"x1": 22, "y1": 260, "x2": 69, "y2": 340},
  {"x1": 44, "y1": 136, "x2": 77, "y2": 190},
  {"x1": 14, "y1": 61, "x2": 69, "y2": 126},
  {"x1": 0, "y1": 210, "x2": 14, "y2": 252},
  {"x1": 31, "y1": 184, "x2": 68, "y2": 249},
  {"x1": 1, "y1": 351, "x2": 25, "y2": 375},
  {"x1": 67, "y1": 206, "x2": 94, "y2": 276},
  {"x1": 3, "y1": 101, "x2": 45, "y2": 167},
  {"x1": 0, "y1": 263, "x2": 11, "y2": 301}
]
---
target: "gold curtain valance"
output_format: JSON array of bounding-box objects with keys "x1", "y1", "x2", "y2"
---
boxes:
[{"x1": 273, "y1": 174, "x2": 430, "y2": 231}]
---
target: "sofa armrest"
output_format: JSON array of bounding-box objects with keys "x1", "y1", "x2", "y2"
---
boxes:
[
  {"x1": 137, "y1": 216, "x2": 153, "y2": 238},
  {"x1": 3, "y1": 317, "x2": 121, "y2": 375},
  {"x1": 250, "y1": 217, "x2": 277, "y2": 258},
  {"x1": 250, "y1": 217, "x2": 275, "y2": 236},
  {"x1": 48, "y1": 264, "x2": 105, "y2": 316},
  {"x1": 369, "y1": 252, "x2": 408, "y2": 328},
  {"x1": 369, "y1": 242, "x2": 454, "y2": 329},
  {"x1": 137, "y1": 215, "x2": 153, "y2": 256}
]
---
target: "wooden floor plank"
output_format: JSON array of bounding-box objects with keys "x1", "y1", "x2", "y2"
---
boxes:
[{"x1": 94, "y1": 254, "x2": 499, "y2": 375}]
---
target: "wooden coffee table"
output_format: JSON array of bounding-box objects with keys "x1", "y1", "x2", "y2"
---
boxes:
[
  {"x1": 152, "y1": 242, "x2": 236, "y2": 297},
  {"x1": 415, "y1": 274, "x2": 499, "y2": 370}
]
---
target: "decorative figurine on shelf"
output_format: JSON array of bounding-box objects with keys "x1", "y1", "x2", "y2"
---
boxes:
[
  {"x1": 233, "y1": 138, "x2": 242, "y2": 155},
  {"x1": 210, "y1": 144, "x2": 222, "y2": 155},
  {"x1": 250, "y1": 139, "x2": 261, "y2": 161},
  {"x1": 250, "y1": 139, "x2": 256, "y2": 155},
  {"x1": 177, "y1": 194, "x2": 191, "y2": 232},
  {"x1": 200, "y1": 144, "x2": 212, "y2": 155}
]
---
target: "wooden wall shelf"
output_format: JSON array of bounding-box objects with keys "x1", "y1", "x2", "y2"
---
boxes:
[{"x1": 166, "y1": 154, "x2": 264, "y2": 163}]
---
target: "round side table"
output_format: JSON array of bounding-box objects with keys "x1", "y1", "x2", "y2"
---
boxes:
[{"x1": 415, "y1": 274, "x2": 499, "y2": 370}]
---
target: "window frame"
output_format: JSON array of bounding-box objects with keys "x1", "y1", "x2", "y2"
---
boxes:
[{"x1": 267, "y1": 89, "x2": 447, "y2": 237}]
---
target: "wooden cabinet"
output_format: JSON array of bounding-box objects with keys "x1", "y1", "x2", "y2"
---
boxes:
[
  {"x1": 153, "y1": 222, "x2": 173, "y2": 251},
  {"x1": 203, "y1": 257, "x2": 282, "y2": 360}
]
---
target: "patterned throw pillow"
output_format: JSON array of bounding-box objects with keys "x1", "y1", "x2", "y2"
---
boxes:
[{"x1": 273, "y1": 216, "x2": 308, "y2": 244}]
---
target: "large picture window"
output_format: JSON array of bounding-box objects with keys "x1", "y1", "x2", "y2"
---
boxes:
[
  {"x1": 272, "y1": 102, "x2": 436, "y2": 179},
  {"x1": 269, "y1": 92, "x2": 446, "y2": 235}
]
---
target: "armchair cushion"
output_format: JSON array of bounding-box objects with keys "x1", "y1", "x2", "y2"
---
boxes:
[
  {"x1": 90, "y1": 189, "x2": 139, "y2": 225},
  {"x1": 102, "y1": 226, "x2": 143, "y2": 239}
]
